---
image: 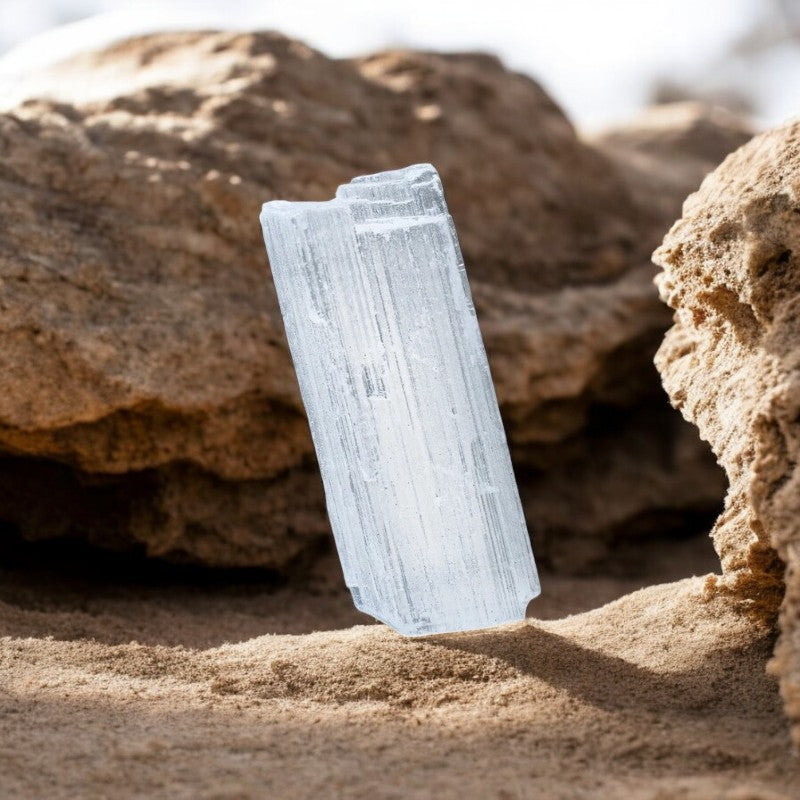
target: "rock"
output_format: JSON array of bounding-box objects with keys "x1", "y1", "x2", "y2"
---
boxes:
[
  {"x1": 654, "y1": 120, "x2": 800, "y2": 746},
  {"x1": 594, "y1": 102, "x2": 756, "y2": 234},
  {"x1": 521, "y1": 103, "x2": 755, "y2": 570},
  {"x1": 0, "y1": 31, "x2": 732, "y2": 569}
]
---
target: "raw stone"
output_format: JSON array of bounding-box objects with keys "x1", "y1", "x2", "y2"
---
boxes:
[
  {"x1": 261, "y1": 164, "x2": 539, "y2": 634},
  {"x1": 0, "y1": 31, "x2": 739, "y2": 568},
  {"x1": 654, "y1": 119, "x2": 800, "y2": 747}
]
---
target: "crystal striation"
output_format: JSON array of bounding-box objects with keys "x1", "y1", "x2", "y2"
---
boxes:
[{"x1": 260, "y1": 164, "x2": 540, "y2": 635}]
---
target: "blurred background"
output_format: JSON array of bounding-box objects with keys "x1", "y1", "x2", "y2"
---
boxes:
[{"x1": 1, "y1": 0, "x2": 800, "y2": 129}]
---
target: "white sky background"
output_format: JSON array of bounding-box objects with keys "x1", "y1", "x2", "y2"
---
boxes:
[{"x1": 0, "y1": 0, "x2": 798, "y2": 129}]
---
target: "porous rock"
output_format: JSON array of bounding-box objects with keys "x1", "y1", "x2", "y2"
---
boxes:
[
  {"x1": 654, "y1": 119, "x2": 800, "y2": 745},
  {"x1": 0, "y1": 31, "x2": 734, "y2": 568}
]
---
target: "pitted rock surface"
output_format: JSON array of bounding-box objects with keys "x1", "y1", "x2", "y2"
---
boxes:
[{"x1": 655, "y1": 119, "x2": 800, "y2": 745}]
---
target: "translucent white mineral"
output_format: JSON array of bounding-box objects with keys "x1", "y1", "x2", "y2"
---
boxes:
[{"x1": 260, "y1": 164, "x2": 540, "y2": 635}]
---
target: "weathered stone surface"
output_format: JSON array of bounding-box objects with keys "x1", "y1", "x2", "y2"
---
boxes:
[
  {"x1": 0, "y1": 31, "x2": 734, "y2": 568},
  {"x1": 654, "y1": 120, "x2": 800, "y2": 745}
]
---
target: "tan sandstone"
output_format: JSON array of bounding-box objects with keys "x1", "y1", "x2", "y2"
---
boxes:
[
  {"x1": 0, "y1": 32, "x2": 748, "y2": 568},
  {"x1": 655, "y1": 119, "x2": 800, "y2": 745}
]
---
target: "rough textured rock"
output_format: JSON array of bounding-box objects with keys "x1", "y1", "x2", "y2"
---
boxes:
[
  {"x1": 654, "y1": 120, "x2": 800, "y2": 745},
  {"x1": 0, "y1": 31, "x2": 734, "y2": 568}
]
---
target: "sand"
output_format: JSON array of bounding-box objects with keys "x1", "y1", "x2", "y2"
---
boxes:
[{"x1": 1, "y1": 535, "x2": 798, "y2": 799}]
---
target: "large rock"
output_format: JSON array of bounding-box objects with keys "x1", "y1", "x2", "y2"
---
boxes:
[
  {"x1": 654, "y1": 120, "x2": 800, "y2": 745},
  {"x1": 0, "y1": 31, "x2": 732, "y2": 568}
]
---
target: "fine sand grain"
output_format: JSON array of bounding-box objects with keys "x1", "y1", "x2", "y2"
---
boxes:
[{"x1": 1, "y1": 538, "x2": 798, "y2": 799}]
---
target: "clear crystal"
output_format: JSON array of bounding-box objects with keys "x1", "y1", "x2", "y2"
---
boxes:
[{"x1": 260, "y1": 164, "x2": 540, "y2": 635}]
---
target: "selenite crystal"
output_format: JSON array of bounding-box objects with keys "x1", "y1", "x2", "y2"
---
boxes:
[{"x1": 260, "y1": 164, "x2": 540, "y2": 635}]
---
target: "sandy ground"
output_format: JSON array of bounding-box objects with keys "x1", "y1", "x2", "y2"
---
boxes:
[{"x1": 1, "y1": 534, "x2": 798, "y2": 799}]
